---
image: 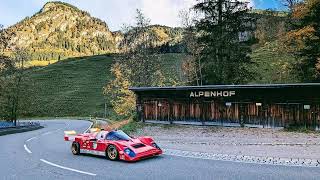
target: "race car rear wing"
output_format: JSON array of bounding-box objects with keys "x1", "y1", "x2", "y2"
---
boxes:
[
  {"x1": 64, "y1": 128, "x2": 101, "y2": 141},
  {"x1": 64, "y1": 130, "x2": 77, "y2": 141}
]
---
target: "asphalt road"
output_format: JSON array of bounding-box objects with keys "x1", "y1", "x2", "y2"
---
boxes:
[{"x1": 0, "y1": 120, "x2": 319, "y2": 180}]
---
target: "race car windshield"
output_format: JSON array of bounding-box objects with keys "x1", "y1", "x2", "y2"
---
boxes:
[{"x1": 106, "y1": 130, "x2": 131, "y2": 141}]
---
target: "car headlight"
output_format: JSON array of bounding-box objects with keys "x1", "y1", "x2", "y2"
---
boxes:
[
  {"x1": 124, "y1": 148, "x2": 131, "y2": 154},
  {"x1": 124, "y1": 148, "x2": 136, "y2": 157},
  {"x1": 152, "y1": 143, "x2": 161, "y2": 150}
]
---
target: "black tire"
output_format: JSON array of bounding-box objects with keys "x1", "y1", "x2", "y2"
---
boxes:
[
  {"x1": 71, "y1": 142, "x2": 80, "y2": 155},
  {"x1": 106, "y1": 145, "x2": 118, "y2": 161}
]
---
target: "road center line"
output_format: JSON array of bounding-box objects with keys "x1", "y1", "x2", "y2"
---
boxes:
[
  {"x1": 40, "y1": 159, "x2": 97, "y2": 176},
  {"x1": 24, "y1": 144, "x2": 32, "y2": 154}
]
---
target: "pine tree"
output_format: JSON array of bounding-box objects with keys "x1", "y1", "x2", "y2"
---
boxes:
[
  {"x1": 194, "y1": 0, "x2": 256, "y2": 84},
  {"x1": 0, "y1": 24, "x2": 11, "y2": 53}
]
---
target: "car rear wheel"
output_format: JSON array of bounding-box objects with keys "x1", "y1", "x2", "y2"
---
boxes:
[
  {"x1": 106, "y1": 145, "x2": 118, "y2": 161},
  {"x1": 71, "y1": 142, "x2": 80, "y2": 155}
]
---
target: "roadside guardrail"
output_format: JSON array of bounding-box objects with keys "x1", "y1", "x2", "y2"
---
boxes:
[
  {"x1": 0, "y1": 121, "x2": 41, "y2": 129},
  {"x1": 0, "y1": 122, "x2": 15, "y2": 129},
  {"x1": 17, "y1": 121, "x2": 41, "y2": 127}
]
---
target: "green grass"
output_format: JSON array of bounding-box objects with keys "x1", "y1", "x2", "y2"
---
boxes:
[
  {"x1": 21, "y1": 53, "x2": 186, "y2": 118},
  {"x1": 23, "y1": 55, "x2": 113, "y2": 117}
]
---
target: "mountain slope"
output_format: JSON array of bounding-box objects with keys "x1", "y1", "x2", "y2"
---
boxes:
[
  {"x1": 249, "y1": 41, "x2": 299, "y2": 84},
  {"x1": 6, "y1": 1, "x2": 117, "y2": 60},
  {"x1": 120, "y1": 25, "x2": 184, "y2": 52},
  {"x1": 4, "y1": 1, "x2": 184, "y2": 61}
]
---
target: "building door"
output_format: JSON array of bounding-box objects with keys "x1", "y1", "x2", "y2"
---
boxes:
[
  {"x1": 243, "y1": 103, "x2": 264, "y2": 127},
  {"x1": 143, "y1": 100, "x2": 169, "y2": 122}
]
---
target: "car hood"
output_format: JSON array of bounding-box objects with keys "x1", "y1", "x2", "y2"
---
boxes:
[{"x1": 116, "y1": 138, "x2": 155, "y2": 153}]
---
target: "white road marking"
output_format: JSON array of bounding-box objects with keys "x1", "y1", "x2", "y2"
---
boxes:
[
  {"x1": 42, "y1": 132, "x2": 52, "y2": 136},
  {"x1": 26, "y1": 137, "x2": 37, "y2": 142},
  {"x1": 24, "y1": 144, "x2": 32, "y2": 154},
  {"x1": 40, "y1": 159, "x2": 97, "y2": 176},
  {"x1": 24, "y1": 122, "x2": 69, "y2": 154}
]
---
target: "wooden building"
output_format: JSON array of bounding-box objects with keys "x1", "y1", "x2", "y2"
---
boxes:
[{"x1": 130, "y1": 84, "x2": 320, "y2": 129}]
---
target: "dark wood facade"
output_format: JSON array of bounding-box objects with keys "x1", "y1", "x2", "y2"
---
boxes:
[{"x1": 130, "y1": 84, "x2": 320, "y2": 128}]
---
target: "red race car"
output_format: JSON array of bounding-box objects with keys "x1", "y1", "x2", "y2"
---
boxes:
[{"x1": 64, "y1": 129, "x2": 162, "y2": 162}]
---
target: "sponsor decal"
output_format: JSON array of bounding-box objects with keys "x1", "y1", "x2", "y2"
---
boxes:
[
  {"x1": 190, "y1": 91, "x2": 236, "y2": 98},
  {"x1": 93, "y1": 142, "x2": 98, "y2": 149}
]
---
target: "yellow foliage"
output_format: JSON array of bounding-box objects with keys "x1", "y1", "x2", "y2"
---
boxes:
[
  {"x1": 28, "y1": 60, "x2": 58, "y2": 67},
  {"x1": 104, "y1": 62, "x2": 136, "y2": 118},
  {"x1": 292, "y1": 3, "x2": 309, "y2": 19},
  {"x1": 293, "y1": 0, "x2": 319, "y2": 19},
  {"x1": 285, "y1": 25, "x2": 317, "y2": 51},
  {"x1": 152, "y1": 28, "x2": 169, "y2": 42}
]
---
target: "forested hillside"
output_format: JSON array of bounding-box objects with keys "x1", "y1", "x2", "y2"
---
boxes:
[{"x1": 3, "y1": 1, "x2": 184, "y2": 61}]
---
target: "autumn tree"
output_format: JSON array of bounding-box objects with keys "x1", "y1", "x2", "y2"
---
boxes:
[
  {"x1": 284, "y1": 0, "x2": 320, "y2": 81},
  {"x1": 194, "y1": 0, "x2": 256, "y2": 85},
  {"x1": 179, "y1": 9, "x2": 203, "y2": 85},
  {"x1": 103, "y1": 63, "x2": 136, "y2": 119},
  {"x1": 120, "y1": 9, "x2": 165, "y2": 87},
  {"x1": 105, "y1": 10, "x2": 167, "y2": 119}
]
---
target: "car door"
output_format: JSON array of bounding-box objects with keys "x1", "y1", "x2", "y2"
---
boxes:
[{"x1": 87, "y1": 132, "x2": 107, "y2": 156}]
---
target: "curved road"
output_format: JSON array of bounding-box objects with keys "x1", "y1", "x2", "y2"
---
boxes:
[{"x1": 0, "y1": 120, "x2": 319, "y2": 180}]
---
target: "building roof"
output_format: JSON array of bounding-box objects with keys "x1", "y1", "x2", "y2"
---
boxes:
[{"x1": 129, "y1": 83, "x2": 320, "y2": 92}]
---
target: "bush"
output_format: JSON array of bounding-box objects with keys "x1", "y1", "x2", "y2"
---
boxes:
[{"x1": 120, "y1": 121, "x2": 143, "y2": 135}]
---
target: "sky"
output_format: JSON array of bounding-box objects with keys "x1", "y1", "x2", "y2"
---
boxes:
[{"x1": 0, "y1": 0, "x2": 284, "y2": 31}]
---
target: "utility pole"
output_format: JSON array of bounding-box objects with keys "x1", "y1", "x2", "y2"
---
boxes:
[{"x1": 104, "y1": 101, "x2": 107, "y2": 118}]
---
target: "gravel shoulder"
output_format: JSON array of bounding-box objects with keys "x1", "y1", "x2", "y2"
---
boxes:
[{"x1": 133, "y1": 124, "x2": 320, "y2": 160}]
